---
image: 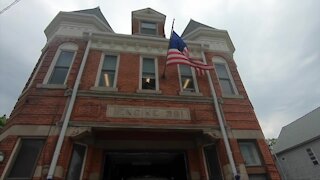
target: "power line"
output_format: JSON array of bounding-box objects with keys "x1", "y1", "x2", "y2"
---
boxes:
[{"x1": 0, "y1": 0, "x2": 21, "y2": 15}]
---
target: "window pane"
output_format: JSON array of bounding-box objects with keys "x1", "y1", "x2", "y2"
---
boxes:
[
  {"x1": 239, "y1": 142, "x2": 262, "y2": 166},
  {"x1": 220, "y1": 79, "x2": 234, "y2": 94},
  {"x1": 48, "y1": 67, "x2": 69, "y2": 84},
  {"x1": 215, "y1": 64, "x2": 229, "y2": 79},
  {"x1": 143, "y1": 58, "x2": 155, "y2": 73},
  {"x1": 204, "y1": 145, "x2": 223, "y2": 180},
  {"x1": 141, "y1": 22, "x2": 156, "y2": 29},
  {"x1": 67, "y1": 144, "x2": 86, "y2": 180},
  {"x1": 99, "y1": 70, "x2": 115, "y2": 87},
  {"x1": 141, "y1": 22, "x2": 156, "y2": 35},
  {"x1": 56, "y1": 51, "x2": 74, "y2": 67},
  {"x1": 102, "y1": 55, "x2": 117, "y2": 70},
  {"x1": 180, "y1": 64, "x2": 192, "y2": 75},
  {"x1": 248, "y1": 174, "x2": 268, "y2": 180},
  {"x1": 8, "y1": 139, "x2": 44, "y2": 178},
  {"x1": 181, "y1": 76, "x2": 195, "y2": 92}
]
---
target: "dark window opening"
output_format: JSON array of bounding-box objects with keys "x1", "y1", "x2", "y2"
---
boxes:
[
  {"x1": 7, "y1": 139, "x2": 45, "y2": 179},
  {"x1": 102, "y1": 152, "x2": 188, "y2": 180},
  {"x1": 204, "y1": 145, "x2": 223, "y2": 180},
  {"x1": 66, "y1": 144, "x2": 86, "y2": 180}
]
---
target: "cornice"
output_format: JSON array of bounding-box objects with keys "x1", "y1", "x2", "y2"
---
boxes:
[
  {"x1": 44, "y1": 11, "x2": 113, "y2": 42},
  {"x1": 183, "y1": 27, "x2": 235, "y2": 53},
  {"x1": 77, "y1": 90, "x2": 213, "y2": 104}
]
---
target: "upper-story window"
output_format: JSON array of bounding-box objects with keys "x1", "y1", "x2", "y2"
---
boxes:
[
  {"x1": 139, "y1": 57, "x2": 159, "y2": 92},
  {"x1": 97, "y1": 54, "x2": 119, "y2": 88},
  {"x1": 43, "y1": 43, "x2": 78, "y2": 85},
  {"x1": 178, "y1": 64, "x2": 199, "y2": 93},
  {"x1": 140, "y1": 21, "x2": 157, "y2": 35},
  {"x1": 213, "y1": 56, "x2": 238, "y2": 95},
  {"x1": 239, "y1": 141, "x2": 262, "y2": 166}
]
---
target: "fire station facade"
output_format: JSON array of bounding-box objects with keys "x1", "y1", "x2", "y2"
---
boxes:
[{"x1": 0, "y1": 8, "x2": 280, "y2": 180}]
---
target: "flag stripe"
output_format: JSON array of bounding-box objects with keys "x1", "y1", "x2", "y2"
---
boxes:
[{"x1": 166, "y1": 31, "x2": 214, "y2": 76}]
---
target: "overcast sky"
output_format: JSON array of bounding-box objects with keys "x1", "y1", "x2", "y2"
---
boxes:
[{"x1": 0, "y1": 0, "x2": 319, "y2": 138}]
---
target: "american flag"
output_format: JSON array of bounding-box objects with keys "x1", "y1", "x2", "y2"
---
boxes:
[{"x1": 166, "y1": 31, "x2": 214, "y2": 75}]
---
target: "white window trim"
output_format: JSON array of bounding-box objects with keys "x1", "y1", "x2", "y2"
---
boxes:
[
  {"x1": 212, "y1": 56, "x2": 239, "y2": 96},
  {"x1": 137, "y1": 56, "x2": 161, "y2": 94},
  {"x1": 139, "y1": 21, "x2": 158, "y2": 36},
  {"x1": 3, "y1": 138, "x2": 45, "y2": 180},
  {"x1": 1, "y1": 138, "x2": 21, "y2": 180},
  {"x1": 78, "y1": 143, "x2": 88, "y2": 180},
  {"x1": 239, "y1": 141, "x2": 262, "y2": 166},
  {"x1": 91, "y1": 52, "x2": 119, "y2": 92},
  {"x1": 178, "y1": 65, "x2": 202, "y2": 96},
  {"x1": 66, "y1": 143, "x2": 88, "y2": 180},
  {"x1": 42, "y1": 42, "x2": 78, "y2": 86}
]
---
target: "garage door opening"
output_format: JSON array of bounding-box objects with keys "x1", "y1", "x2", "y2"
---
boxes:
[{"x1": 102, "y1": 152, "x2": 188, "y2": 180}]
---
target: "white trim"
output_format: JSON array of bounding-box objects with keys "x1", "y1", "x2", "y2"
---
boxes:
[
  {"x1": 0, "y1": 138, "x2": 21, "y2": 180},
  {"x1": 77, "y1": 143, "x2": 88, "y2": 180},
  {"x1": 201, "y1": 145, "x2": 210, "y2": 180},
  {"x1": 43, "y1": 42, "x2": 78, "y2": 85},
  {"x1": 94, "y1": 52, "x2": 120, "y2": 89},
  {"x1": 212, "y1": 56, "x2": 239, "y2": 95},
  {"x1": 138, "y1": 56, "x2": 160, "y2": 92}
]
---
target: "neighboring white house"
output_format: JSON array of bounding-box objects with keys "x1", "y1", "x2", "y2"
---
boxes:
[{"x1": 273, "y1": 106, "x2": 320, "y2": 180}]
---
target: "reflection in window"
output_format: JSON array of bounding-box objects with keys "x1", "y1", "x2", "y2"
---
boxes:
[
  {"x1": 215, "y1": 63, "x2": 235, "y2": 95},
  {"x1": 7, "y1": 139, "x2": 45, "y2": 179},
  {"x1": 239, "y1": 141, "x2": 262, "y2": 166},
  {"x1": 179, "y1": 64, "x2": 195, "y2": 92},
  {"x1": 99, "y1": 55, "x2": 118, "y2": 87},
  {"x1": 141, "y1": 21, "x2": 157, "y2": 35},
  {"x1": 67, "y1": 144, "x2": 86, "y2": 180},
  {"x1": 48, "y1": 51, "x2": 74, "y2": 84},
  {"x1": 142, "y1": 58, "x2": 156, "y2": 90}
]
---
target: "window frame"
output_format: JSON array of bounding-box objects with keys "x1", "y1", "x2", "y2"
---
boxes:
[
  {"x1": 43, "y1": 43, "x2": 78, "y2": 85},
  {"x1": 66, "y1": 143, "x2": 88, "y2": 180},
  {"x1": 238, "y1": 141, "x2": 263, "y2": 167},
  {"x1": 137, "y1": 56, "x2": 161, "y2": 94},
  {"x1": 178, "y1": 64, "x2": 201, "y2": 96},
  {"x1": 306, "y1": 148, "x2": 319, "y2": 166},
  {"x1": 5, "y1": 138, "x2": 45, "y2": 180},
  {"x1": 140, "y1": 21, "x2": 158, "y2": 35},
  {"x1": 212, "y1": 56, "x2": 239, "y2": 96},
  {"x1": 93, "y1": 53, "x2": 120, "y2": 91}
]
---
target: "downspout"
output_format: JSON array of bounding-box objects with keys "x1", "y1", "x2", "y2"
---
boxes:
[
  {"x1": 47, "y1": 33, "x2": 92, "y2": 180},
  {"x1": 201, "y1": 45, "x2": 238, "y2": 179}
]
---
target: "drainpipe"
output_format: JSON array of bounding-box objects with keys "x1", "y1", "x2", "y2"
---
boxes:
[
  {"x1": 47, "y1": 33, "x2": 92, "y2": 180},
  {"x1": 201, "y1": 45, "x2": 238, "y2": 179}
]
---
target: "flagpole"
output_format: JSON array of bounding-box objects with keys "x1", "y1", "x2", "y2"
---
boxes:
[
  {"x1": 162, "y1": 18, "x2": 175, "y2": 79},
  {"x1": 200, "y1": 44, "x2": 239, "y2": 179}
]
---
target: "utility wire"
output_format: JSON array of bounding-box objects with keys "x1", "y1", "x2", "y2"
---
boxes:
[{"x1": 0, "y1": 0, "x2": 21, "y2": 15}]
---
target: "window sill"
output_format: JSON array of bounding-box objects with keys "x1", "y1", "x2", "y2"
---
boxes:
[
  {"x1": 179, "y1": 91, "x2": 203, "y2": 96},
  {"x1": 136, "y1": 89, "x2": 162, "y2": 94},
  {"x1": 90, "y1": 86, "x2": 118, "y2": 92},
  {"x1": 36, "y1": 83, "x2": 67, "y2": 89},
  {"x1": 222, "y1": 94, "x2": 244, "y2": 99}
]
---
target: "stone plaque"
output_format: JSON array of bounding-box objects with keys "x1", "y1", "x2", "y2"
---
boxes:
[{"x1": 107, "y1": 105, "x2": 191, "y2": 120}]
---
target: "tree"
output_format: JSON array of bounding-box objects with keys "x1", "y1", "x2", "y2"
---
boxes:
[
  {"x1": 266, "y1": 138, "x2": 277, "y2": 150},
  {"x1": 0, "y1": 114, "x2": 7, "y2": 128}
]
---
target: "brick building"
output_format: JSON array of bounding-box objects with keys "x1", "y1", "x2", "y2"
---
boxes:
[{"x1": 0, "y1": 7, "x2": 280, "y2": 180}]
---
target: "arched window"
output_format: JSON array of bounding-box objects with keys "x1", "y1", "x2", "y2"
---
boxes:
[
  {"x1": 213, "y1": 56, "x2": 238, "y2": 95},
  {"x1": 43, "y1": 43, "x2": 78, "y2": 85}
]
